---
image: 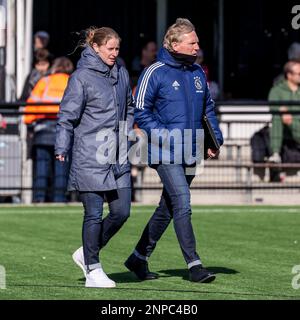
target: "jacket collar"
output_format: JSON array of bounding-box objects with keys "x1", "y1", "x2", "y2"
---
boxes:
[{"x1": 157, "y1": 47, "x2": 197, "y2": 70}]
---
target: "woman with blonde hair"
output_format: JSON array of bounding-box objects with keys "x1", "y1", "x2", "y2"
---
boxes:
[{"x1": 55, "y1": 27, "x2": 134, "y2": 288}]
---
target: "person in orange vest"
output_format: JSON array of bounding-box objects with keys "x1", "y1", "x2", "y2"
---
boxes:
[{"x1": 24, "y1": 57, "x2": 74, "y2": 203}]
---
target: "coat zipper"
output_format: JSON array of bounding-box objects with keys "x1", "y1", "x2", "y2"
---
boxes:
[
  {"x1": 182, "y1": 66, "x2": 194, "y2": 131},
  {"x1": 112, "y1": 85, "x2": 119, "y2": 131}
]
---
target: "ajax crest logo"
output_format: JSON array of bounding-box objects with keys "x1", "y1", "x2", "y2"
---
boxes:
[{"x1": 194, "y1": 76, "x2": 203, "y2": 91}]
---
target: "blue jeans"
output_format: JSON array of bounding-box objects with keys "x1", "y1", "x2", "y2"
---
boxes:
[
  {"x1": 33, "y1": 145, "x2": 69, "y2": 202},
  {"x1": 80, "y1": 188, "x2": 131, "y2": 271},
  {"x1": 134, "y1": 164, "x2": 201, "y2": 268}
]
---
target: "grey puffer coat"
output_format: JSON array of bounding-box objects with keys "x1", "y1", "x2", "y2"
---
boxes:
[{"x1": 55, "y1": 46, "x2": 134, "y2": 191}]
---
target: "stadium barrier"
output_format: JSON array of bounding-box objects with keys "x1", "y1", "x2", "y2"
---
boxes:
[{"x1": 0, "y1": 101, "x2": 300, "y2": 204}]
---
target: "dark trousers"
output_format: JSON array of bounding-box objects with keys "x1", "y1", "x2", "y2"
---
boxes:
[
  {"x1": 135, "y1": 164, "x2": 201, "y2": 268},
  {"x1": 33, "y1": 145, "x2": 69, "y2": 202},
  {"x1": 80, "y1": 188, "x2": 131, "y2": 271}
]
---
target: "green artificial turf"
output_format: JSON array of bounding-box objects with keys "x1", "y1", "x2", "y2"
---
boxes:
[{"x1": 0, "y1": 205, "x2": 299, "y2": 300}]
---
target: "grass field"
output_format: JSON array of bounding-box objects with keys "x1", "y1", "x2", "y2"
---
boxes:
[{"x1": 0, "y1": 204, "x2": 300, "y2": 300}]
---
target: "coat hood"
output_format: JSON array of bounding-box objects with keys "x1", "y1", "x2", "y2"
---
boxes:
[
  {"x1": 271, "y1": 79, "x2": 300, "y2": 98},
  {"x1": 77, "y1": 45, "x2": 119, "y2": 83},
  {"x1": 276, "y1": 79, "x2": 293, "y2": 92}
]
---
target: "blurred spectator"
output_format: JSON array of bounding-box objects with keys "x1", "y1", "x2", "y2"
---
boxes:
[
  {"x1": 288, "y1": 42, "x2": 300, "y2": 61},
  {"x1": 274, "y1": 42, "x2": 300, "y2": 86},
  {"x1": 196, "y1": 49, "x2": 220, "y2": 100},
  {"x1": 20, "y1": 49, "x2": 52, "y2": 101},
  {"x1": 34, "y1": 30, "x2": 50, "y2": 51},
  {"x1": 195, "y1": 48, "x2": 206, "y2": 70},
  {"x1": 131, "y1": 39, "x2": 157, "y2": 85},
  {"x1": 24, "y1": 57, "x2": 74, "y2": 202},
  {"x1": 268, "y1": 60, "x2": 300, "y2": 181}
]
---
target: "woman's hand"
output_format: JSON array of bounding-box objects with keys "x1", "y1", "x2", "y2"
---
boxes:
[{"x1": 56, "y1": 154, "x2": 65, "y2": 162}]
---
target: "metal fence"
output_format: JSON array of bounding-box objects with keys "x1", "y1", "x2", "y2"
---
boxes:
[{"x1": 1, "y1": 101, "x2": 300, "y2": 204}]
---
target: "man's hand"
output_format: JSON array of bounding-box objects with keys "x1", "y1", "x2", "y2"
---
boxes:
[
  {"x1": 56, "y1": 154, "x2": 65, "y2": 162},
  {"x1": 207, "y1": 148, "x2": 220, "y2": 159},
  {"x1": 280, "y1": 106, "x2": 293, "y2": 125}
]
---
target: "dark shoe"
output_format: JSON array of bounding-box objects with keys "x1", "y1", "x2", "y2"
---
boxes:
[
  {"x1": 124, "y1": 253, "x2": 158, "y2": 280},
  {"x1": 189, "y1": 265, "x2": 216, "y2": 283}
]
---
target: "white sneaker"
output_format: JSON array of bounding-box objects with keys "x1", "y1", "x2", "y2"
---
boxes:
[
  {"x1": 85, "y1": 268, "x2": 116, "y2": 288},
  {"x1": 72, "y1": 247, "x2": 87, "y2": 278}
]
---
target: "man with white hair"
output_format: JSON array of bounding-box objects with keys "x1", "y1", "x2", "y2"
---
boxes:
[{"x1": 125, "y1": 18, "x2": 223, "y2": 283}]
